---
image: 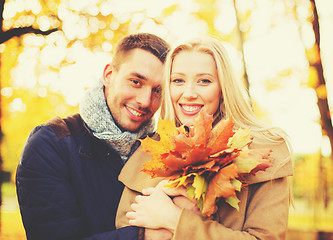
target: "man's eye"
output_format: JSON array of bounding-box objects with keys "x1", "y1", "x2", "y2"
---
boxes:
[
  {"x1": 153, "y1": 87, "x2": 161, "y2": 94},
  {"x1": 131, "y1": 79, "x2": 141, "y2": 86}
]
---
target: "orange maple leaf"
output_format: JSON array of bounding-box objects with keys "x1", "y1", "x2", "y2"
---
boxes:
[
  {"x1": 192, "y1": 110, "x2": 213, "y2": 146},
  {"x1": 207, "y1": 116, "x2": 235, "y2": 154}
]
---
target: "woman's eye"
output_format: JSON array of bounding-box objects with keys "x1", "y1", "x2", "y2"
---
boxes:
[
  {"x1": 171, "y1": 78, "x2": 184, "y2": 84},
  {"x1": 199, "y1": 79, "x2": 212, "y2": 84}
]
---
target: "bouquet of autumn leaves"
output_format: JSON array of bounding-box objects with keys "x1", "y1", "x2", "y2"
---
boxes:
[{"x1": 140, "y1": 110, "x2": 272, "y2": 217}]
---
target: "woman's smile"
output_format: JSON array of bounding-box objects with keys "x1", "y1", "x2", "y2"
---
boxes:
[{"x1": 179, "y1": 104, "x2": 203, "y2": 116}]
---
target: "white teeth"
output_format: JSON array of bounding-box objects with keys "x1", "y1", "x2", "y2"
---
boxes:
[
  {"x1": 182, "y1": 105, "x2": 201, "y2": 112},
  {"x1": 127, "y1": 107, "x2": 143, "y2": 117}
]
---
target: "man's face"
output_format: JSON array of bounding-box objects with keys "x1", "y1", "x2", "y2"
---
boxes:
[{"x1": 103, "y1": 48, "x2": 164, "y2": 132}]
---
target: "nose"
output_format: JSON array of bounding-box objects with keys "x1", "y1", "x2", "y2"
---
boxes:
[
  {"x1": 183, "y1": 82, "x2": 198, "y2": 99},
  {"x1": 136, "y1": 87, "x2": 152, "y2": 108}
]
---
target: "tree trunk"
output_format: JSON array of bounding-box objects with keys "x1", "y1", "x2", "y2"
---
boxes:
[
  {"x1": 0, "y1": 0, "x2": 5, "y2": 233},
  {"x1": 232, "y1": 0, "x2": 250, "y2": 96},
  {"x1": 309, "y1": 0, "x2": 333, "y2": 158}
]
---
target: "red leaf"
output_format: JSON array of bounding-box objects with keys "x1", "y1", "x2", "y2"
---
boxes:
[
  {"x1": 249, "y1": 149, "x2": 273, "y2": 175},
  {"x1": 161, "y1": 152, "x2": 185, "y2": 172},
  {"x1": 207, "y1": 117, "x2": 235, "y2": 155},
  {"x1": 183, "y1": 160, "x2": 219, "y2": 176},
  {"x1": 184, "y1": 144, "x2": 211, "y2": 165},
  {"x1": 192, "y1": 110, "x2": 213, "y2": 146},
  {"x1": 173, "y1": 132, "x2": 193, "y2": 155}
]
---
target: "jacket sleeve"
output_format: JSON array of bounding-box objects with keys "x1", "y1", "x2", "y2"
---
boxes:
[
  {"x1": 173, "y1": 177, "x2": 290, "y2": 240},
  {"x1": 16, "y1": 125, "x2": 139, "y2": 240}
]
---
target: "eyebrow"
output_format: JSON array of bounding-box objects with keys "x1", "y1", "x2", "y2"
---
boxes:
[
  {"x1": 171, "y1": 72, "x2": 214, "y2": 77},
  {"x1": 197, "y1": 73, "x2": 214, "y2": 77},
  {"x1": 130, "y1": 72, "x2": 147, "y2": 81}
]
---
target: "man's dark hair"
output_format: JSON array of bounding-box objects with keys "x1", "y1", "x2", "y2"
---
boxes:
[{"x1": 112, "y1": 33, "x2": 170, "y2": 70}]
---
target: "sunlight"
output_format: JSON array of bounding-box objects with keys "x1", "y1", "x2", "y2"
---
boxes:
[
  {"x1": 215, "y1": 1, "x2": 237, "y2": 34},
  {"x1": 0, "y1": 44, "x2": 6, "y2": 53},
  {"x1": 38, "y1": 72, "x2": 58, "y2": 87},
  {"x1": 3, "y1": 0, "x2": 41, "y2": 19},
  {"x1": 3, "y1": 0, "x2": 333, "y2": 156},
  {"x1": 3, "y1": 2, "x2": 333, "y2": 239},
  {"x1": 40, "y1": 41, "x2": 67, "y2": 67},
  {"x1": 1, "y1": 87, "x2": 14, "y2": 98},
  {"x1": 37, "y1": 87, "x2": 48, "y2": 98},
  {"x1": 69, "y1": 0, "x2": 99, "y2": 12},
  {"x1": 8, "y1": 98, "x2": 26, "y2": 113},
  {"x1": 11, "y1": 47, "x2": 39, "y2": 89},
  {"x1": 163, "y1": 11, "x2": 208, "y2": 42},
  {"x1": 321, "y1": 135, "x2": 332, "y2": 157},
  {"x1": 37, "y1": 15, "x2": 52, "y2": 31}
]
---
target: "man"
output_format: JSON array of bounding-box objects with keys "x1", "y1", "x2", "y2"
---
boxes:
[{"x1": 16, "y1": 33, "x2": 170, "y2": 240}]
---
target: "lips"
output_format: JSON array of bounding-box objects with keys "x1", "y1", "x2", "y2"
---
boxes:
[
  {"x1": 125, "y1": 105, "x2": 147, "y2": 121},
  {"x1": 179, "y1": 104, "x2": 202, "y2": 116}
]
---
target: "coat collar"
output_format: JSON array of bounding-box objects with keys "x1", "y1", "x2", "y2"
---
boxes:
[{"x1": 119, "y1": 145, "x2": 163, "y2": 193}]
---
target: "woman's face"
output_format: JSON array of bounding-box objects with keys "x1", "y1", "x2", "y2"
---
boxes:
[{"x1": 170, "y1": 50, "x2": 222, "y2": 126}]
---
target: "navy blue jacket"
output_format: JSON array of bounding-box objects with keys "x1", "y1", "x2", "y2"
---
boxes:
[{"x1": 16, "y1": 114, "x2": 140, "y2": 240}]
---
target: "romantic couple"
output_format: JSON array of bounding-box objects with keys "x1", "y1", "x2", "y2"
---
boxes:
[{"x1": 16, "y1": 33, "x2": 293, "y2": 240}]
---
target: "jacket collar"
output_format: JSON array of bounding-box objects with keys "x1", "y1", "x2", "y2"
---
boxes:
[{"x1": 118, "y1": 145, "x2": 163, "y2": 193}]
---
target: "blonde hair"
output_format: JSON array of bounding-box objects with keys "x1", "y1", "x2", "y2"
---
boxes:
[{"x1": 160, "y1": 37, "x2": 291, "y2": 148}]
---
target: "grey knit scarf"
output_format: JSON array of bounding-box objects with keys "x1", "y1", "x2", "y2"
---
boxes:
[{"x1": 79, "y1": 78, "x2": 156, "y2": 162}]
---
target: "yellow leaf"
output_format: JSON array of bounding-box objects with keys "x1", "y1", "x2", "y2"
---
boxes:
[
  {"x1": 231, "y1": 179, "x2": 242, "y2": 192},
  {"x1": 228, "y1": 128, "x2": 252, "y2": 149},
  {"x1": 226, "y1": 195, "x2": 240, "y2": 211},
  {"x1": 168, "y1": 173, "x2": 196, "y2": 188},
  {"x1": 192, "y1": 174, "x2": 208, "y2": 200},
  {"x1": 233, "y1": 148, "x2": 260, "y2": 173},
  {"x1": 140, "y1": 119, "x2": 178, "y2": 160}
]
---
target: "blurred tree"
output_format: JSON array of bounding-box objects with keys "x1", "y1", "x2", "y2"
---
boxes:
[
  {"x1": 307, "y1": 0, "x2": 332, "y2": 211},
  {"x1": 293, "y1": 0, "x2": 333, "y2": 230},
  {"x1": 232, "y1": 0, "x2": 250, "y2": 93},
  {"x1": 0, "y1": 0, "x2": 59, "y2": 230},
  {"x1": 307, "y1": 0, "x2": 333, "y2": 157},
  {"x1": 0, "y1": 0, "x2": 58, "y2": 43},
  {"x1": 295, "y1": 0, "x2": 333, "y2": 156}
]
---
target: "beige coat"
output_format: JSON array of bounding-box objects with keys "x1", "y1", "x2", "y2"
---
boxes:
[{"x1": 116, "y1": 139, "x2": 293, "y2": 240}]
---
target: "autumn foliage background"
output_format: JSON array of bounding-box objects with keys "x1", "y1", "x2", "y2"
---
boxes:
[{"x1": 1, "y1": 0, "x2": 333, "y2": 239}]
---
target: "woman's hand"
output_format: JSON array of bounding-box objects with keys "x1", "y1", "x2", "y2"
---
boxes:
[
  {"x1": 172, "y1": 195, "x2": 201, "y2": 215},
  {"x1": 126, "y1": 187, "x2": 181, "y2": 232},
  {"x1": 157, "y1": 179, "x2": 201, "y2": 215}
]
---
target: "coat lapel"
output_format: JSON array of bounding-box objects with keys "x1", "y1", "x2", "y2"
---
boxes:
[{"x1": 119, "y1": 145, "x2": 163, "y2": 192}]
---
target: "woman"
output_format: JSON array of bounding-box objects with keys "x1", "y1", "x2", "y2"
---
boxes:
[{"x1": 116, "y1": 37, "x2": 293, "y2": 240}]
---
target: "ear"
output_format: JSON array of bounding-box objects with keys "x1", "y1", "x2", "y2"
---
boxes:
[{"x1": 103, "y1": 64, "x2": 113, "y2": 86}]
